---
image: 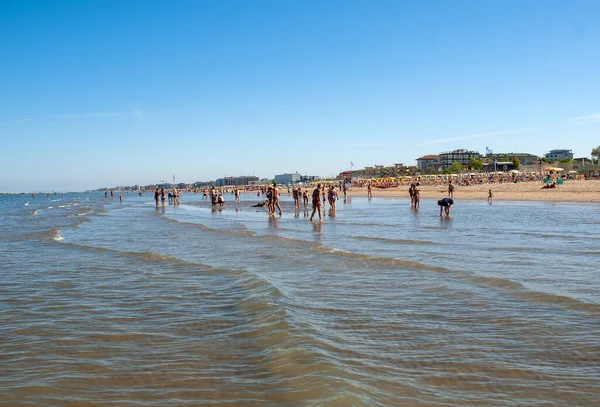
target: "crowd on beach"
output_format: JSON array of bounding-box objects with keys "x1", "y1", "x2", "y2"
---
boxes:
[
  {"x1": 146, "y1": 180, "x2": 461, "y2": 221},
  {"x1": 94, "y1": 171, "x2": 599, "y2": 219},
  {"x1": 360, "y1": 171, "x2": 591, "y2": 189}
]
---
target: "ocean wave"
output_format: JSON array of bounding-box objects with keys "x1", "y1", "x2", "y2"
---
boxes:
[
  {"x1": 77, "y1": 209, "x2": 94, "y2": 216},
  {"x1": 307, "y1": 243, "x2": 447, "y2": 272},
  {"x1": 519, "y1": 231, "x2": 600, "y2": 241},
  {"x1": 42, "y1": 228, "x2": 64, "y2": 241},
  {"x1": 487, "y1": 246, "x2": 556, "y2": 255},
  {"x1": 354, "y1": 235, "x2": 437, "y2": 245},
  {"x1": 52, "y1": 240, "x2": 214, "y2": 270},
  {"x1": 72, "y1": 217, "x2": 91, "y2": 227},
  {"x1": 468, "y1": 276, "x2": 600, "y2": 312},
  {"x1": 163, "y1": 216, "x2": 255, "y2": 237},
  {"x1": 299, "y1": 242, "x2": 600, "y2": 313}
]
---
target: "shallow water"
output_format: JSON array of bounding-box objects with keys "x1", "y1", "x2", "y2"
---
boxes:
[{"x1": 1, "y1": 192, "x2": 599, "y2": 406}]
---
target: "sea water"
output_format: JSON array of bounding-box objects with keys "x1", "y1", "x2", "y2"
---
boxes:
[{"x1": 1, "y1": 192, "x2": 598, "y2": 406}]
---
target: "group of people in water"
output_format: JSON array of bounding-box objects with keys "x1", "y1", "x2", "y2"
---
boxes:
[
  {"x1": 104, "y1": 189, "x2": 123, "y2": 203},
  {"x1": 149, "y1": 181, "x2": 459, "y2": 219},
  {"x1": 154, "y1": 187, "x2": 180, "y2": 206}
]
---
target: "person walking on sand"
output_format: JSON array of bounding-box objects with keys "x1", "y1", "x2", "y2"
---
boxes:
[
  {"x1": 310, "y1": 184, "x2": 323, "y2": 222},
  {"x1": 448, "y1": 180, "x2": 455, "y2": 198},
  {"x1": 438, "y1": 198, "x2": 454, "y2": 216}
]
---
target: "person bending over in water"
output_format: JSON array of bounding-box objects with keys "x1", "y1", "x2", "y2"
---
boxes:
[{"x1": 438, "y1": 198, "x2": 454, "y2": 216}]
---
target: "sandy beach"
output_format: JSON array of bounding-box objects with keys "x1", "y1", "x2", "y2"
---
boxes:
[{"x1": 342, "y1": 179, "x2": 600, "y2": 202}]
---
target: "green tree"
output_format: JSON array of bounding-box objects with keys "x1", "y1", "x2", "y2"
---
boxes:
[
  {"x1": 591, "y1": 145, "x2": 600, "y2": 162},
  {"x1": 512, "y1": 157, "x2": 520, "y2": 170},
  {"x1": 449, "y1": 162, "x2": 464, "y2": 173},
  {"x1": 469, "y1": 158, "x2": 483, "y2": 170},
  {"x1": 559, "y1": 158, "x2": 572, "y2": 164}
]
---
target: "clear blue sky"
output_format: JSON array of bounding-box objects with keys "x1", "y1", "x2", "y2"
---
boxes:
[{"x1": 1, "y1": 0, "x2": 599, "y2": 191}]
